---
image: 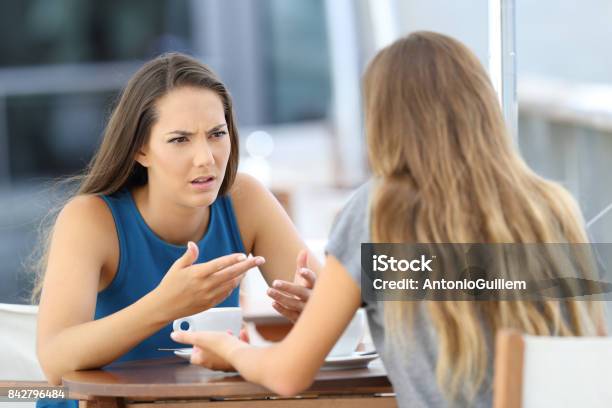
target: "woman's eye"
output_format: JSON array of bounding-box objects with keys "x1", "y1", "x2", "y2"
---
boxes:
[
  {"x1": 169, "y1": 136, "x2": 188, "y2": 143},
  {"x1": 211, "y1": 131, "x2": 227, "y2": 139}
]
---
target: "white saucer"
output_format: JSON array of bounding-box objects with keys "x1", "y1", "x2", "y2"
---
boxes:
[
  {"x1": 174, "y1": 348, "x2": 379, "y2": 370},
  {"x1": 174, "y1": 348, "x2": 194, "y2": 360},
  {"x1": 322, "y1": 352, "x2": 379, "y2": 370}
]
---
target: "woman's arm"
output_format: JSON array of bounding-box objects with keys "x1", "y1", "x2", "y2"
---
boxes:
[
  {"x1": 37, "y1": 195, "x2": 156, "y2": 384},
  {"x1": 172, "y1": 255, "x2": 361, "y2": 396},
  {"x1": 37, "y1": 195, "x2": 260, "y2": 385},
  {"x1": 231, "y1": 173, "x2": 322, "y2": 280},
  {"x1": 231, "y1": 174, "x2": 322, "y2": 320}
]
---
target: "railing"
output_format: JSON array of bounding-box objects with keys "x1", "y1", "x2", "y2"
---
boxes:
[{"x1": 518, "y1": 76, "x2": 612, "y2": 242}]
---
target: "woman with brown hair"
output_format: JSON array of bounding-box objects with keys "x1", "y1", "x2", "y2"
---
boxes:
[
  {"x1": 34, "y1": 53, "x2": 319, "y2": 408},
  {"x1": 172, "y1": 32, "x2": 604, "y2": 407}
]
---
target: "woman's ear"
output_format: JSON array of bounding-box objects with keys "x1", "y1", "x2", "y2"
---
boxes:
[{"x1": 135, "y1": 147, "x2": 150, "y2": 168}]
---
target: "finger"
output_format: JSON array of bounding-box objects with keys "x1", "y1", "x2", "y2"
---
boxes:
[
  {"x1": 205, "y1": 258, "x2": 263, "y2": 285},
  {"x1": 207, "y1": 280, "x2": 241, "y2": 305},
  {"x1": 171, "y1": 330, "x2": 197, "y2": 345},
  {"x1": 272, "y1": 301, "x2": 299, "y2": 323},
  {"x1": 239, "y1": 327, "x2": 250, "y2": 343},
  {"x1": 172, "y1": 330, "x2": 224, "y2": 349},
  {"x1": 191, "y1": 352, "x2": 209, "y2": 368},
  {"x1": 296, "y1": 249, "x2": 308, "y2": 270},
  {"x1": 298, "y1": 268, "x2": 316, "y2": 289},
  {"x1": 192, "y1": 253, "x2": 254, "y2": 277},
  {"x1": 209, "y1": 272, "x2": 247, "y2": 306},
  {"x1": 272, "y1": 280, "x2": 310, "y2": 300},
  {"x1": 194, "y1": 256, "x2": 264, "y2": 280},
  {"x1": 267, "y1": 288, "x2": 304, "y2": 312},
  {"x1": 191, "y1": 346, "x2": 203, "y2": 364},
  {"x1": 190, "y1": 346, "x2": 214, "y2": 368},
  {"x1": 174, "y1": 241, "x2": 199, "y2": 269}
]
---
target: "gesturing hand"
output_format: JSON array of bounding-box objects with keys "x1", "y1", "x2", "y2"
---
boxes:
[
  {"x1": 266, "y1": 249, "x2": 316, "y2": 322},
  {"x1": 155, "y1": 242, "x2": 265, "y2": 321}
]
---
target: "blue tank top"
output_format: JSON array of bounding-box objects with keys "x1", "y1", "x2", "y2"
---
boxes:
[{"x1": 37, "y1": 189, "x2": 245, "y2": 408}]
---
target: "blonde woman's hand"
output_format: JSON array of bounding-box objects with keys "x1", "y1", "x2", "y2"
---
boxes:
[
  {"x1": 266, "y1": 249, "x2": 316, "y2": 322},
  {"x1": 170, "y1": 329, "x2": 246, "y2": 371},
  {"x1": 155, "y1": 242, "x2": 265, "y2": 321}
]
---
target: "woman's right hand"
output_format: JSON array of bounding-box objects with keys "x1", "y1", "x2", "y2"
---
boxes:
[{"x1": 154, "y1": 242, "x2": 264, "y2": 320}]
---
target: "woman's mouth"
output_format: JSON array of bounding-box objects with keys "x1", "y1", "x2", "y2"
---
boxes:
[{"x1": 190, "y1": 176, "x2": 216, "y2": 191}]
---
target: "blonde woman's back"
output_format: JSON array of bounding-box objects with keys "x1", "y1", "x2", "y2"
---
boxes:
[
  {"x1": 332, "y1": 30, "x2": 604, "y2": 406},
  {"x1": 326, "y1": 181, "x2": 494, "y2": 408}
]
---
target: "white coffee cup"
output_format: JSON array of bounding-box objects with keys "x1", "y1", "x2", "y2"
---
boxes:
[
  {"x1": 173, "y1": 307, "x2": 242, "y2": 335},
  {"x1": 328, "y1": 308, "x2": 366, "y2": 357}
]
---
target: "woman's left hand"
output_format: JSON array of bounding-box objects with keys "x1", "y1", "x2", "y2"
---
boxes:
[
  {"x1": 170, "y1": 330, "x2": 246, "y2": 371},
  {"x1": 266, "y1": 250, "x2": 316, "y2": 322}
]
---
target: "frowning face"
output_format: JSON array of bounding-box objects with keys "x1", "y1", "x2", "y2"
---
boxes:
[{"x1": 136, "y1": 86, "x2": 231, "y2": 208}]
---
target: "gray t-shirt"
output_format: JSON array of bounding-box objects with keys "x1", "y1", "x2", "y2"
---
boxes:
[{"x1": 325, "y1": 181, "x2": 493, "y2": 408}]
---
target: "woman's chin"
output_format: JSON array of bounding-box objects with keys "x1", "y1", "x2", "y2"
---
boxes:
[{"x1": 187, "y1": 190, "x2": 219, "y2": 207}]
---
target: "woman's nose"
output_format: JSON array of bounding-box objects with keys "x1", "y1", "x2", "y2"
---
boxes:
[{"x1": 193, "y1": 140, "x2": 215, "y2": 167}]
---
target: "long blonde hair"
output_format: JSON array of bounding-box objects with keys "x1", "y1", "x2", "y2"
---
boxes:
[{"x1": 364, "y1": 31, "x2": 603, "y2": 401}]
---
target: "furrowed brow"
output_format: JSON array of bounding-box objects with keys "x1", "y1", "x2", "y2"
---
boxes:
[
  {"x1": 206, "y1": 124, "x2": 228, "y2": 134},
  {"x1": 166, "y1": 130, "x2": 195, "y2": 136}
]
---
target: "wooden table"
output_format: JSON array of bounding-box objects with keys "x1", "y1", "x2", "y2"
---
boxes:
[{"x1": 63, "y1": 356, "x2": 397, "y2": 408}]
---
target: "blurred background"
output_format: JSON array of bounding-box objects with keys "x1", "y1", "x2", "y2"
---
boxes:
[{"x1": 1, "y1": 0, "x2": 612, "y2": 305}]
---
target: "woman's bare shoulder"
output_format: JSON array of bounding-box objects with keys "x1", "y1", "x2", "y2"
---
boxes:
[
  {"x1": 54, "y1": 194, "x2": 118, "y2": 262},
  {"x1": 58, "y1": 194, "x2": 113, "y2": 227},
  {"x1": 230, "y1": 172, "x2": 281, "y2": 216},
  {"x1": 230, "y1": 172, "x2": 267, "y2": 200}
]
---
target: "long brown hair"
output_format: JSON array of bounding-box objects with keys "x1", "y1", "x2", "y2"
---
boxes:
[
  {"x1": 30, "y1": 52, "x2": 240, "y2": 302},
  {"x1": 364, "y1": 32, "x2": 603, "y2": 401}
]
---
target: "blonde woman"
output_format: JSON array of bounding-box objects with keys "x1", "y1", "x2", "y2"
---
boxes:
[{"x1": 171, "y1": 32, "x2": 604, "y2": 407}]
